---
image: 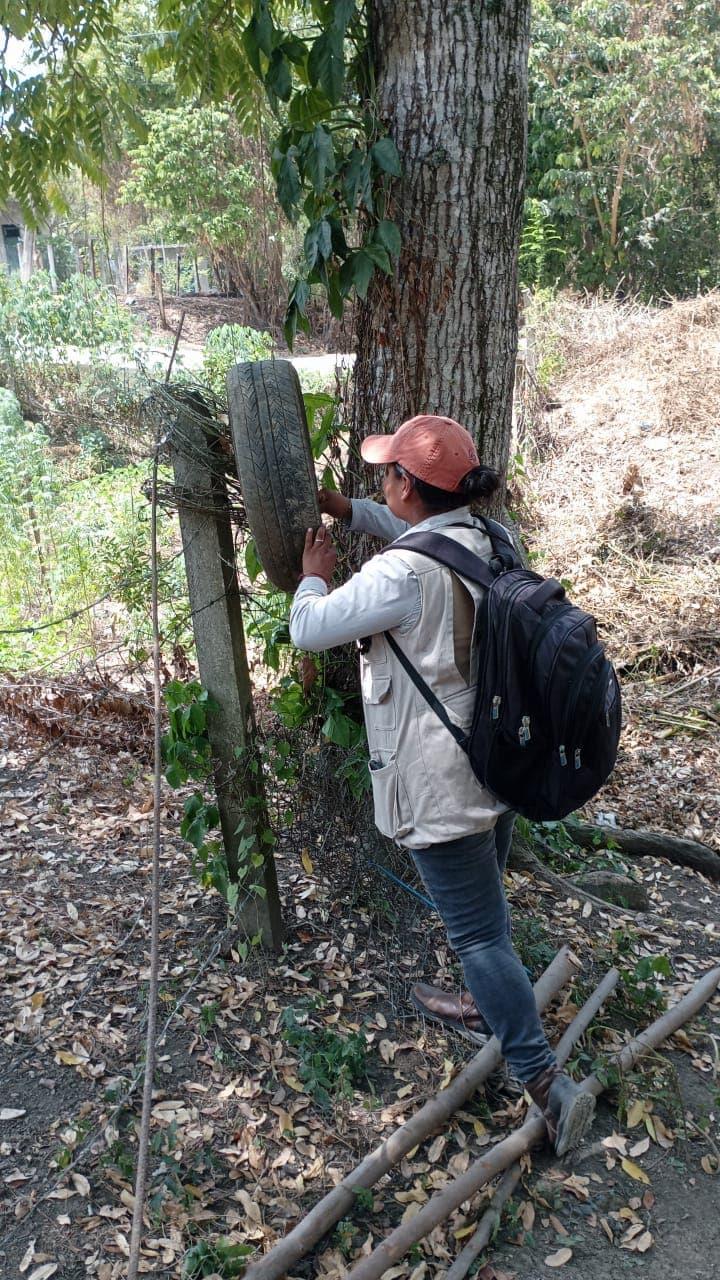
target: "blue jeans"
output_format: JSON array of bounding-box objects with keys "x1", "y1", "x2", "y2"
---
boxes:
[{"x1": 411, "y1": 811, "x2": 556, "y2": 1084}]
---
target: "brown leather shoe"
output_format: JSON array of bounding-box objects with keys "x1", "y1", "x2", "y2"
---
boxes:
[
  {"x1": 526, "y1": 1065, "x2": 596, "y2": 1157},
  {"x1": 410, "y1": 983, "x2": 490, "y2": 1044}
]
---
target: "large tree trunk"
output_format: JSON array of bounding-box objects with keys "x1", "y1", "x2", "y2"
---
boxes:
[{"x1": 350, "y1": 1, "x2": 531, "y2": 515}]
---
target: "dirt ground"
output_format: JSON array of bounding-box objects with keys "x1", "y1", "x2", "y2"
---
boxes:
[
  {"x1": 130, "y1": 293, "x2": 342, "y2": 355},
  {"x1": 2, "y1": 295, "x2": 720, "y2": 1279},
  {"x1": 1, "y1": 720, "x2": 719, "y2": 1280}
]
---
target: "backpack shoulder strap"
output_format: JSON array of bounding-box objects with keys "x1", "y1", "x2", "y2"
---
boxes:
[
  {"x1": 384, "y1": 632, "x2": 469, "y2": 751},
  {"x1": 480, "y1": 516, "x2": 521, "y2": 566},
  {"x1": 383, "y1": 530, "x2": 498, "y2": 590}
]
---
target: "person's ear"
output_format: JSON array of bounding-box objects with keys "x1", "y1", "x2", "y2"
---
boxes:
[{"x1": 400, "y1": 472, "x2": 414, "y2": 501}]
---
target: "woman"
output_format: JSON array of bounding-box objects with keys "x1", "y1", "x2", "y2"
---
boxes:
[{"x1": 289, "y1": 414, "x2": 594, "y2": 1156}]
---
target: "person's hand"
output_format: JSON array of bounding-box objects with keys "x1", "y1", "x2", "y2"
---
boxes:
[
  {"x1": 318, "y1": 487, "x2": 351, "y2": 521},
  {"x1": 301, "y1": 524, "x2": 337, "y2": 584}
]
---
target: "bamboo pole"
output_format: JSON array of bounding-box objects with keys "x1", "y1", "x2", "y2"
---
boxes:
[
  {"x1": 445, "y1": 965, "x2": 621, "y2": 1280},
  {"x1": 243, "y1": 948, "x2": 579, "y2": 1280},
  {"x1": 348, "y1": 965, "x2": 720, "y2": 1280},
  {"x1": 444, "y1": 1164, "x2": 521, "y2": 1280}
]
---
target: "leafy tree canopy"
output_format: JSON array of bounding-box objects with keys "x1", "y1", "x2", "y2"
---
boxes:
[
  {"x1": 1, "y1": 0, "x2": 401, "y2": 343},
  {"x1": 528, "y1": 0, "x2": 720, "y2": 293}
]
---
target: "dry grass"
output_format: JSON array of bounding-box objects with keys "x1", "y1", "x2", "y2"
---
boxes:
[{"x1": 520, "y1": 293, "x2": 720, "y2": 847}]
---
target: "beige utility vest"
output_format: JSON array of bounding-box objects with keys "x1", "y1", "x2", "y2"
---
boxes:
[{"x1": 361, "y1": 521, "x2": 508, "y2": 848}]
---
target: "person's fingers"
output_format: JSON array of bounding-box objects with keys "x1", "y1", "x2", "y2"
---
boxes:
[
  {"x1": 304, "y1": 527, "x2": 315, "y2": 550},
  {"x1": 316, "y1": 524, "x2": 326, "y2": 540}
]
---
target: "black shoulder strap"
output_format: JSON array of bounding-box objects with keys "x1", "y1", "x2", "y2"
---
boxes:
[
  {"x1": 384, "y1": 632, "x2": 469, "y2": 753},
  {"x1": 481, "y1": 516, "x2": 521, "y2": 565},
  {"x1": 383, "y1": 530, "x2": 498, "y2": 590}
]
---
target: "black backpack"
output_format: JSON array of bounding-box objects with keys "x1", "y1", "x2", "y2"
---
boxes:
[{"x1": 382, "y1": 519, "x2": 621, "y2": 822}]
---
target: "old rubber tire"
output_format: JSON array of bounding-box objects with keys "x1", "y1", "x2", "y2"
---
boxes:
[{"x1": 227, "y1": 359, "x2": 320, "y2": 593}]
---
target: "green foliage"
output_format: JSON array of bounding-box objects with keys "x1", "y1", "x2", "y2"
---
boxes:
[
  {"x1": 162, "y1": 680, "x2": 217, "y2": 788},
  {"x1": 161, "y1": 680, "x2": 273, "y2": 915},
  {"x1": 609, "y1": 929, "x2": 672, "y2": 1019},
  {"x1": 0, "y1": 453, "x2": 188, "y2": 672},
  {"x1": 161, "y1": 681, "x2": 234, "y2": 904},
  {"x1": 0, "y1": 271, "x2": 135, "y2": 359},
  {"x1": 512, "y1": 915, "x2": 557, "y2": 981},
  {"x1": 0, "y1": 2, "x2": 144, "y2": 221},
  {"x1": 183, "y1": 1238, "x2": 254, "y2": 1278},
  {"x1": 2, "y1": 0, "x2": 402, "y2": 338},
  {"x1": 519, "y1": 197, "x2": 565, "y2": 289},
  {"x1": 528, "y1": 0, "x2": 720, "y2": 295},
  {"x1": 120, "y1": 106, "x2": 262, "y2": 290},
  {"x1": 202, "y1": 324, "x2": 275, "y2": 396},
  {"x1": 280, "y1": 1006, "x2": 369, "y2": 1109}
]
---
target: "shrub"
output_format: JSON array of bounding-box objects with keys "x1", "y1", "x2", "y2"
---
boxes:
[
  {"x1": 202, "y1": 324, "x2": 274, "y2": 396},
  {"x1": 0, "y1": 270, "x2": 135, "y2": 361}
]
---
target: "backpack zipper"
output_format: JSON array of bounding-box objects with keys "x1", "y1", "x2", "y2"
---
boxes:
[
  {"x1": 542, "y1": 617, "x2": 595, "y2": 723},
  {"x1": 527, "y1": 602, "x2": 574, "y2": 675},
  {"x1": 476, "y1": 574, "x2": 527, "y2": 719},
  {"x1": 580, "y1": 664, "x2": 617, "y2": 748},
  {"x1": 560, "y1": 642, "x2": 604, "y2": 744}
]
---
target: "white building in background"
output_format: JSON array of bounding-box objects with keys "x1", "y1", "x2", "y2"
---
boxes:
[{"x1": 0, "y1": 202, "x2": 24, "y2": 274}]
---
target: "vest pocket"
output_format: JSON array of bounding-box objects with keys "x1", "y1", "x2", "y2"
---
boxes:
[
  {"x1": 361, "y1": 669, "x2": 396, "y2": 731},
  {"x1": 368, "y1": 757, "x2": 413, "y2": 841}
]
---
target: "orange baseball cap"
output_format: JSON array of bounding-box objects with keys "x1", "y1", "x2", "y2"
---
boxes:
[{"x1": 361, "y1": 414, "x2": 480, "y2": 492}]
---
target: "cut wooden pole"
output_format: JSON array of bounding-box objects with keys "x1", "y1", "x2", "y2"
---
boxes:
[
  {"x1": 156, "y1": 271, "x2": 167, "y2": 328},
  {"x1": 242, "y1": 948, "x2": 579, "y2": 1280},
  {"x1": 444, "y1": 1164, "x2": 521, "y2": 1280},
  {"x1": 347, "y1": 964, "x2": 720, "y2": 1280},
  {"x1": 445, "y1": 965, "x2": 621, "y2": 1280},
  {"x1": 169, "y1": 395, "x2": 283, "y2": 948}
]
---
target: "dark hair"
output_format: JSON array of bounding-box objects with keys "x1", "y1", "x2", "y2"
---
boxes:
[{"x1": 394, "y1": 463, "x2": 499, "y2": 513}]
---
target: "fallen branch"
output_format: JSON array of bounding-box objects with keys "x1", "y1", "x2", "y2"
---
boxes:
[
  {"x1": 444, "y1": 966, "x2": 621, "y2": 1280},
  {"x1": 346, "y1": 964, "x2": 720, "y2": 1280},
  {"x1": 443, "y1": 1162, "x2": 521, "y2": 1280},
  {"x1": 566, "y1": 821, "x2": 720, "y2": 882},
  {"x1": 242, "y1": 948, "x2": 579, "y2": 1280},
  {"x1": 509, "y1": 835, "x2": 634, "y2": 916}
]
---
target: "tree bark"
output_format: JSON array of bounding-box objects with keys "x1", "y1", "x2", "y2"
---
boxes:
[{"x1": 350, "y1": 1, "x2": 531, "y2": 516}]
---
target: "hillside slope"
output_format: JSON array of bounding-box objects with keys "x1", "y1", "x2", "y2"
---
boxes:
[{"x1": 523, "y1": 295, "x2": 720, "y2": 849}]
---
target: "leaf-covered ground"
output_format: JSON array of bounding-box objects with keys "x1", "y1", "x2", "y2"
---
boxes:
[
  {"x1": 2, "y1": 294, "x2": 720, "y2": 1279},
  {"x1": 1, "y1": 706, "x2": 719, "y2": 1280}
]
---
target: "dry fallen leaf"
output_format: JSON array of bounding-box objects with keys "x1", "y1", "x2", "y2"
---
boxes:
[
  {"x1": 562, "y1": 1173, "x2": 590, "y2": 1201},
  {"x1": 629, "y1": 1136, "x2": 650, "y2": 1158},
  {"x1": 0, "y1": 1108, "x2": 27, "y2": 1120},
  {"x1": 621, "y1": 1157, "x2": 650, "y2": 1184},
  {"x1": 71, "y1": 1172, "x2": 90, "y2": 1196},
  {"x1": 28, "y1": 1266, "x2": 58, "y2": 1280},
  {"x1": 548, "y1": 1214, "x2": 568, "y2": 1237},
  {"x1": 301, "y1": 848, "x2": 314, "y2": 876},
  {"x1": 379, "y1": 1039, "x2": 397, "y2": 1064},
  {"x1": 520, "y1": 1200, "x2": 536, "y2": 1231},
  {"x1": 454, "y1": 1222, "x2": 477, "y2": 1241},
  {"x1": 626, "y1": 1098, "x2": 650, "y2": 1128},
  {"x1": 544, "y1": 1246, "x2": 573, "y2": 1267},
  {"x1": 602, "y1": 1131, "x2": 628, "y2": 1154},
  {"x1": 18, "y1": 1240, "x2": 36, "y2": 1273},
  {"x1": 55, "y1": 1051, "x2": 87, "y2": 1067},
  {"x1": 701, "y1": 1155, "x2": 719, "y2": 1175}
]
